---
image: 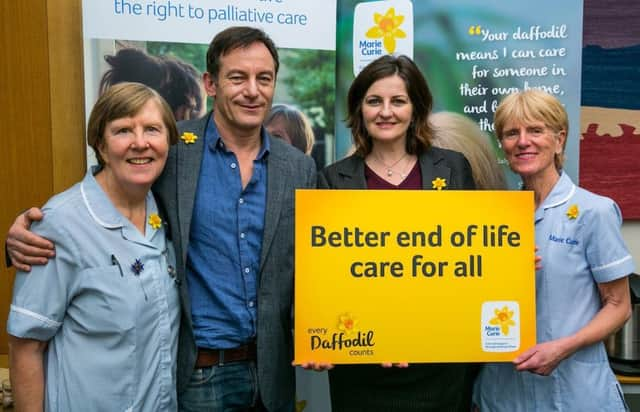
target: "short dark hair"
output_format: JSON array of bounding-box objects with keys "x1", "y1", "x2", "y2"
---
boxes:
[
  {"x1": 347, "y1": 55, "x2": 433, "y2": 156},
  {"x1": 206, "y1": 26, "x2": 279, "y2": 79},
  {"x1": 87, "y1": 82, "x2": 178, "y2": 167},
  {"x1": 163, "y1": 58, "x2": 204, "y2": 118}
]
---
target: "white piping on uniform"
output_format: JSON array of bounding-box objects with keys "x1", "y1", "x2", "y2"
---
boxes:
[
  {"x1": 11, "y1": 304, "x2": 61, "y2": 328},
  {"x1": 80, "y1": 181, "x2": 120, "y2": 229}
]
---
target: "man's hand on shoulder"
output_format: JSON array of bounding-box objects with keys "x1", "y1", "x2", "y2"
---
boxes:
[{"x1": 6, "y1": 208, "x2": 54, "y2": 271}]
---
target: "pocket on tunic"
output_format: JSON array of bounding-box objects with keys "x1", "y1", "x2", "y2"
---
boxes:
[
  {"x1": 558, "y1": 358, "x2": 628, "y2": 411},
  {"x1": 52, "y1": 265, "x2": 137, "y2": 411},
  {"x1": 70, "y1": 265, "x2": 137, "y2": 333},
  {"x1": 614, "y1": 381, "x2": 630, "y2": 412}
]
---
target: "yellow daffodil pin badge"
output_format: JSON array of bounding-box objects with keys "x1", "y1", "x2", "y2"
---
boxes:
[
  {"x1": 489, "y1": 306, "x2": 516, "y2": 335},
  {"x1": 337, "y1": 313, "x2": 359, "y2": 336},
  {"x1": 566, "y1": 204, "x2": 579, "y2": 220},
  {"x1": 295, "y1": 399, "x2": 307, "y2": 412},
  {"x1": 432, "y1": 177, "x2": 447, "y2": 190},
  {"x1": 365, "y1": 7, "x2": 406, "y2": 53},
  {"x1": 148, "y1": 213, "x2": 162, "y2": 230},
  {"x1": 180, "y1": 132, "x2": 198, "y2": 144}
]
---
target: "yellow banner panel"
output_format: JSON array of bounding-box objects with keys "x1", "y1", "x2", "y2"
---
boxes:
[{"x1": 294, "y1": 190, "x2": 535, "y2": 364}]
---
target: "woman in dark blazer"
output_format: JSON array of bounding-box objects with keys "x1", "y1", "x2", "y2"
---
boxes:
[{"x1": 317, "y1": 55, "x2": 477, "y2": 412}]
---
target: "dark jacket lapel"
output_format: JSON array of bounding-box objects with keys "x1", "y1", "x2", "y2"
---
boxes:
[
  {"x1": 419, "y1": 149, "x2": 452, "y2": 190},
  {"x1": 177, "y1": 114, "x2": 209, "y2": 262},
  {"x1": 259, "y1": 136, "x2": 287, "y2": 272},
  {"x1": 332, "y1": 155, "x2": 368, "y2": 189}
]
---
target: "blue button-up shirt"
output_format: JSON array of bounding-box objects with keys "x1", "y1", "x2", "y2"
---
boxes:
[
  {"x1": 187, "y1": 119, "x2": 269, "y2": 349},
  {"x1": 474, "y1": 172, "x2": 635, "y2": 411},
  {"x1": 8, "y1": 168, "x2": 180, "y2": 412}
]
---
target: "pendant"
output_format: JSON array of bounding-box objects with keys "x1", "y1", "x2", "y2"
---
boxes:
[{"x1": 386, "y1": 169, "x2": 393, "y2": 177}]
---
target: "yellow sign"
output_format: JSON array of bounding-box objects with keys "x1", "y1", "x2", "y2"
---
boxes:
[{"x1": 294, "y1": 190, "x2": 536, "y2": 364}]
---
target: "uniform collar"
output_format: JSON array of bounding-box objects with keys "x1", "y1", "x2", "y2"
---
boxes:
[
  {"x1": 535, "y1": 171, "x2": 576, "y2": 222},
  {"x1": 80, "y1": 166, "x2": 161, "y2": 244},
  {"x1": 540, "y1": 172, "x2": 576, "y2": 210}
]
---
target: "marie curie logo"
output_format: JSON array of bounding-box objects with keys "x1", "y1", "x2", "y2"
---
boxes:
[
  {"x1": 353, "y1": 0, "x2": 413, "y2": 75},
  {"x1": 481, "y1": 301, "x2": 520, "y2": 352}
]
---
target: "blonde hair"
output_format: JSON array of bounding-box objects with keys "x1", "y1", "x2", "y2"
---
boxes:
[
  {"x1": 265, "y1": 104, "x2": 315, "y2": 155},
  {"x1": 494, "y1": 89, "x2": 568, "y2": 170},
  {"x1": 430, "y1": 111, "x2": 507, "y2": 190}
]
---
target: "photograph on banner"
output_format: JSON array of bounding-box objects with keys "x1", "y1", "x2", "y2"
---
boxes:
[
  {"x1": 82, "y1": 0, "x2": 337, "y2": 169},
  {"x1": 579, "y1": 0, "x2": 640, "y2": 219},
  {"x1": 335, "y1": 0, "x2": 583, "y2": 189},
  {"x1": 294, "y1": 190, "x2": 536, "y2": 364}
]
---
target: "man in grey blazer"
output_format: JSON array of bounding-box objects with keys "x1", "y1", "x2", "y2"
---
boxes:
[
  {"x1": 154, "y1": 26, "x2": 316, "y2": 412},
  {"x1": 7, "y1": 26, "x2": 316, "y2": 412}
]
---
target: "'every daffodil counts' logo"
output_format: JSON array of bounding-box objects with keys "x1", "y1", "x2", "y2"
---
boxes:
[
  {"x1": 365, "y1": 7, "x2": 406, "y2": 54},
  {"x1": 308, "y1": 312, "x2": 375, "y2": 357}
]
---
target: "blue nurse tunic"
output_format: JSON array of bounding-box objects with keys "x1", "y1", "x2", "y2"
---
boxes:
[
  {"x1": 8, "y1": 168, "x2": 180, "y2": 411},
  {"x1": 474, "y1": 172, "x2": 635, "y2": 411}
]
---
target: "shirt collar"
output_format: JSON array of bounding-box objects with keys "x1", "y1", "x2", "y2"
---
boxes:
[
  {"x1": 540, "y1": 171, "x2": 576, "y2": 211},
  {"x1": 206, "y1": 114, "x2": 271, "y2": 159},
  {"x1": 534, "y1": 171, "x2": 576, "y2": 223},
  {"x1": 80, "y1": 166, "x2": 160, "y2": 242}
]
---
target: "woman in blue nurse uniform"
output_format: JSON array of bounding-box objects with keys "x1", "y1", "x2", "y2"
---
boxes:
[
  {"x1": 473, "y1": 89, "x2": 635, "y2": 411},
  {"x1": 8, "y1": 83, "x2": 180, "y2": 411}
]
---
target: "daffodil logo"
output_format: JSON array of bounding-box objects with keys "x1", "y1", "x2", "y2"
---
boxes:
[
  {"x1": 566, "y1": 204, "x2": 579, "y2": 220},
  {"x1": 180, "y1": 132, "x2": 198, "y2": 144},
  {"x1": 481, "y1": 301, "x2": 520, "y2": 352},
  {"x1": 337, "y1": 313, "x2": 359, "y2": 336},
  {"x1": 489, "y1": 306, "x2": 516, "y2": 335},
  {"x1": 148, "y1": 213, "x2": 162, "y2": 230},
  {"x1": 365, "y1": 7, "x2": 406, "y2": 54},
  {"x1": 295, "y1": 399, "x2": 307, "y2": 412},
  {"x1": 432, "y1": 177, "x2": 447, "y2": 190}
]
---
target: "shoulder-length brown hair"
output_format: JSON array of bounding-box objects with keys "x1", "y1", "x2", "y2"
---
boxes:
[{"x1": 347, "y1": 55, "x2": 433, "y2": 156}]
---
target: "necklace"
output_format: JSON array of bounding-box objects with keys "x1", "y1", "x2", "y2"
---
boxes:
[{"x1": 374, "y1": 152, "x2": 409, "y2": 177}]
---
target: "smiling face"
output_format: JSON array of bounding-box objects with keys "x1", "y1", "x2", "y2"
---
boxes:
[
  {"x1": 204, "y1": 41, "x2": 276, "y2": 136},
  {"x1": 500, "y1": 120, "x2": 565, "y2": 182},
  {"x1": 361, "y1": 74, "x2": 413, "y2": 147},
  {"x1": 98, "y1": 99, "x2": 169, "y2": 192}
]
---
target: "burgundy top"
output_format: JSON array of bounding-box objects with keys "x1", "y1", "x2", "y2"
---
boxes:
[{"x1": 364, "y1": 161, "x2": 422, "y2": 189}]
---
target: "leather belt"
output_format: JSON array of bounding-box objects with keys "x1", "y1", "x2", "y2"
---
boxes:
[{"x1": 195, "y1": 342, "x2": 257, "y2": 368}]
